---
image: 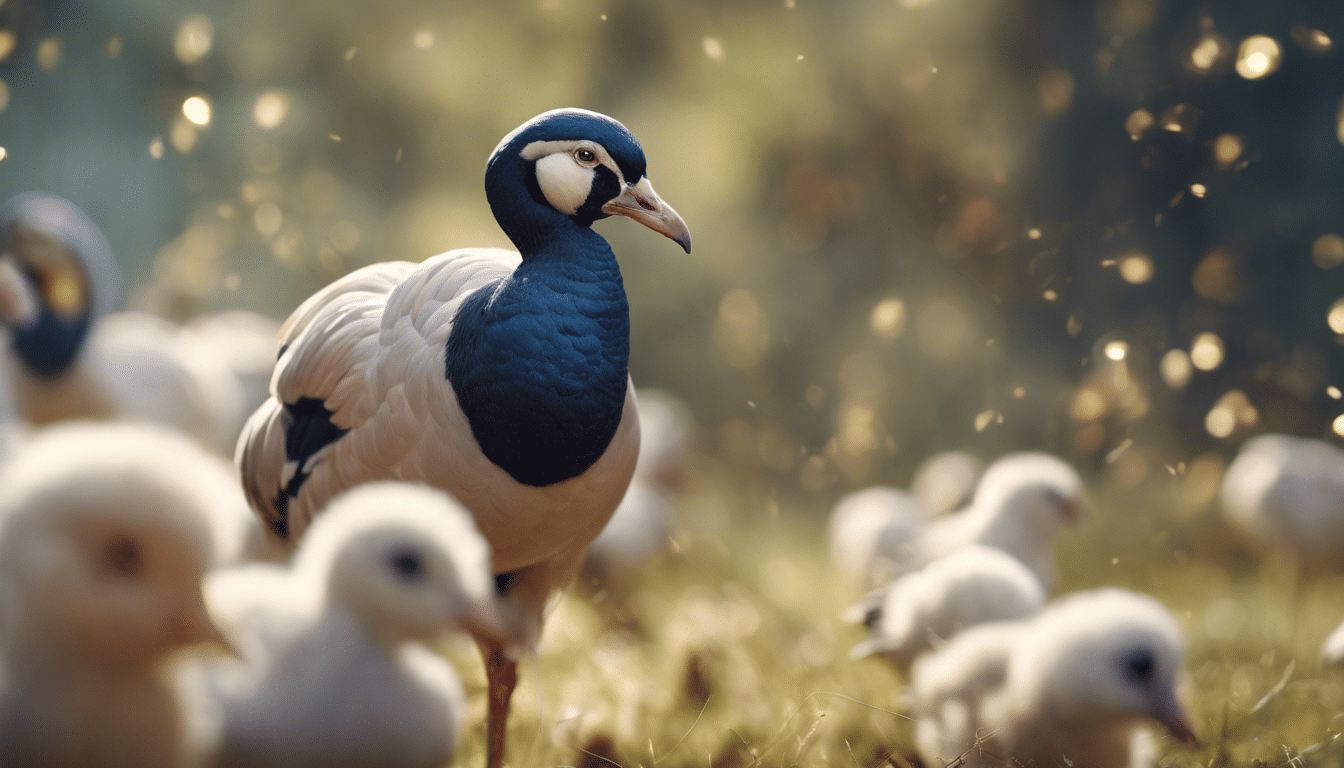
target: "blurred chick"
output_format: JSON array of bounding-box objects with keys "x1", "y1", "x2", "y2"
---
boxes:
[
  {"x1": 909, "y1": 450, "x2": 985, "y2": 518},
  {"x1": 205, "y1": 482, "x2": 511, "y2": 768},
  {"x1": 0, "y1": 193, "x2": 278, "y2": 454},
  {"x1": 913, "y1": 451, "x2": 1085, "y2": 593},
  {"x1": 849, "y1": 545, "x2": 1045, "y2": 674},
  {"x1": 1220, "y1": 433, "x2": 1344, "y2": 572},
  {"x1": 911, "y1": 589, "x2": 1196, "y2": 768},
  {"x1": 827, "y1": 485, "x2": 926, "y2": 591},
  {"x1": 584, "y1": 389, "x2": 692, "y2": 583},
  {"x1": 0, "y1": 421, "x2": 229, "y2": 768}
]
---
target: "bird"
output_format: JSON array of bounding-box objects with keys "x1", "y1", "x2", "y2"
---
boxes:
[
  {"x1": 0, "y1": 193, "x2": 277, "y2": 454},
  {"x1": 1220, "y1": 433, "x2": 1344, "y2": 572},
  {"x1": 913, "y1": 451, "x2": 1086, "y2": 593},
  {"x1": 909, "y1": 450, "x2": 985, "y2": 518},
  {"x1": 203, "y1": 482, "x2": 510, "y2": 768},
  {"x1": 827, "y1": 485, "x2": 926, "y2": 592},
  {"x1": 0, "y1": 421, "x2": 230, "y2": 768},
  {"x1": 584, "y1": 388, "x2": 692, "y2": 583},
  {"x1": 911, "y1": 588, "x2": 1197, "y2": 768},
  {"x1": 849, "y1": 545, "x2": 1045, "y2": 674},
  {"x1": 1322, "y1": 617, "x2": 1344, "y2": 668},
  {"x1": 234, "y1": 108, "x2": 691, "y2": 768}
]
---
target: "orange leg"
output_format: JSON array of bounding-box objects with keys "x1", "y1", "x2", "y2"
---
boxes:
[{"x1": 483, "y1": 640, "x2": 518, "y2": 768}]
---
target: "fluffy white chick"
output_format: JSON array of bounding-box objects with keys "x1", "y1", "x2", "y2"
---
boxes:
[
  {"x1": 208, "y1": 482, "x2": 511, "y2": 768},
  {"x1": 1321, "y1": 616, "x2": 1344, "y2": 667},
  {"x1": 0, "y1": 422, "x2": 229, "y2": 768},
  {"x1": 910, "y1": 450, "x2": 985, "y2": 518},
  {"x1": 850, "y1": 545, "x2": 1045, "y2": 673},
  {"x1": 1221, "y1": 433, "x2": 1344, "y2": 571},
  {"x1": 913, "y1": 589, "x2": 1196, "y2": 768},
  {"x1": 585, "y1": 389, "x2": 692, "y2": 579},
  {"x1": 828, "y1": 486, "x2": 926, "y2": 591},
  {"x1": 917, "y1": 452, "x2": 1085, "y2": 593}
]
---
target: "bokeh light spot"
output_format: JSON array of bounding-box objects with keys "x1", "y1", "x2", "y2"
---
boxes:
[
  {"x1": 1161, "y1": 349, "x2": 1192, "y2": 388},
  {"x1": 253, "y1": 91, "x2": 291, "y2": 130},
  {"x1": 253, "y1": 203, "x2": 283, "y2": 237},
  {"x1": 174, "y1": 14, "x2": 213, "y2": 65},
  {"x1": 1328, "y1": 299, "x2": 1344, "y2": 334},
  {"x1": 1104, "y1": 341, "x2": 1128, "y2": 361},
  {"x1": 1119, "y1": 252, "x2": 1154, "y2": 284},
  {"x1": 702, "y1": 37, "x2": 725, "y2": 62},
  {"x1": 869, "y1": 298, "x2": 905, "y2": 338},
  {"x1": 36, "y1": 37, "x2": 61, "y2": 70},
  {"x1": 1213, "y1": 134, "x2": 1243, "y2": 166},
  {"x1": 1124, "y1": 109, "x2": 1153, "y2": 140},
  {"x1": 182, "y1": 96, "x2": 212, "y2": 126},
  {"x1": 0, "y1": 30, "x2": 14, "y2": 61},
  {"x1": 1236, "y1": 35, "x2": 1281, "y2": 80},
  {"x1": 1190, "y1": 36, "x2": 1221, "y2": 71},
  {"x1": 1313, "y1": 234, "x2": 1344, "y2": 269},
  {"x1": 1190, "y1": 332, "x2": 1225, "y2": 371}
]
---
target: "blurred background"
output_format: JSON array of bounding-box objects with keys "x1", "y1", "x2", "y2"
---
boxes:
[{"x1": 2, "y1": 0, "x2": 1343, "y2": 517}]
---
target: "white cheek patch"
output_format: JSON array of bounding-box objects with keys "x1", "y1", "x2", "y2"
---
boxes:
[{"x1": 533, "y1": 153, "x2": 596, "y2": 216}]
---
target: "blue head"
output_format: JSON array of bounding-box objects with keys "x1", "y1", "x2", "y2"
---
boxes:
[
  {"x1": 0, "y1": 193, "x2": 122, "y2": 378},
  {"x1": 484, "y1": 109, "x2": 691, "y2": 258}
]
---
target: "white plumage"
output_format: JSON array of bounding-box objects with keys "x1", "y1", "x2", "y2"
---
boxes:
[
  {"x1": 585, "y1": 389, "x2": 692, "y2": 579},
  {"x1": 827, "y1": 486, "x2": 926, "y2": 591},
  {"x1": 915, "y1": 451, "x2": 1085, "y2": 593},
  {"x1": 911, "y1": 589, "x2": 1196, "y2": 768},
  {"x1": 0, "y1": 422, "x2": 229, "y2": 768},
  {"x1": 204, "y1": 482, "x2": 506, "y2": 768},
  {"x1": 1220, "y1": 433, "x2": 1344, "y2": 571},
  {"x1": 910, "y1": 450, "x2": 985, "y2": 518},
  {"x1": 238, "y1": 251, "x2": 640, "y2": 647},
  {"x1": 849, "y1": 545, "x2": 1045, "y2": 673},
  {"x1": 0, "y1": 194, "x2": 281, "y2": 455}
]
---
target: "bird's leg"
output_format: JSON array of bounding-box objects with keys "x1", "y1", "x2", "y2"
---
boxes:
[{"x1": 484, "y1": 640, "x2": 518, "y2": 768}]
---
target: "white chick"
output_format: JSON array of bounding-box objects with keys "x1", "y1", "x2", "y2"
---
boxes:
[
  {"x1": 910, "y1": 450, "x2": 985, "y2": 518},
  {"x1": 828, "y1": 486, "x2": 926, "y2": 591},
  {"x1": 0, "y1": 422, "x2": 228, "y2": 768},
  {"x1": 917, "y1": 451, "x2": 1085, "y2": 593},
  {"x1": 912, "y1": 589, "x2": 1196, "y2": 768},
  {"x1": 585, "y1": 389, "x2": 692, "y2": 579},
  {"x1": 1321, "y1": 617, "x2": 1344, "y2": 667},
  {"x1": 207, "y1": 482, "x2": 511, "y2": 768},
  {"x1": 1220, "y1": 433, "x2": 1344, "y2": 571},
  {"x1": 850, "y1": 545, "x2": 1045, "y2": 673}
]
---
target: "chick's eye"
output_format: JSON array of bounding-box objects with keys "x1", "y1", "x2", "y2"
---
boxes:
[
  {"x1": 388, "y1": 548, "x2": 424, "y2": 582},
  {"x1": 574, "y1": 148, "x2": 597, "y2": 165},
  {"x1": 1122, "y1": 648, "x2": 1155, "y2": 683},
  {"x1": 105, "y1": 536, "x2": 142, "y2": 578}
]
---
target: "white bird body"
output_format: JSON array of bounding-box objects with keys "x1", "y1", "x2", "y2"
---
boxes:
[
  {"x1": 1221, "y1": 433, "x2": 1344, "y2": 570},
  {"x1": 827, "y1": 486, "x2": 925, "y2": 591},
  {"x1": 912, "y1": 589, "x2": 1195, "y2": 768},
  {"x1": 916, "y1": 452, "x2": 1084, "y2": 593},
  {"x1": 205, "y1": 482, "x2": 503, "y2": 768},
  {"x1": 850, "y1": 545, "x2": 1045, "y2": 672},
  {"x1": 910, "y1": 450, "x2": 985, "y2": 518},
  {"x1": 239, "y1": 252, "x2": 639, "y2": 642},
  {"x1": 1321, "y1": 617, "x2": 1344, "y2": 667},
  {"x1": 0, "y1": 421, "x2": 228, "y2": 768}
]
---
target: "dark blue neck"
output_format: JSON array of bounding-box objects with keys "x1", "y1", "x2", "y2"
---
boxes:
[
  {"x1": 11, "y1": 302, "x2": 90, "y2": 379},
  {"x1": 445, "y1": 225, "x2": 630, "y2": 487}
]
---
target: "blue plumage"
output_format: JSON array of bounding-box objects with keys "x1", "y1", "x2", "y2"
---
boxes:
[
  {"x1": 275, "y1": 397, "x2": 349, "y2": 537},
  {"x1": 446, "y1": 228, "x2": 630, "y2": 487}
]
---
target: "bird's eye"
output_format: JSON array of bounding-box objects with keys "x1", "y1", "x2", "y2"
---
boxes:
[
  {"x1": 574, "y1": 148, "x2": 597, "y2": 165},
  {"x1": 388, "y1": 548, "x2": 425, "y2": 582},
  {"x1": 104, "y1": 536, "x2": 142, "y2": 578},
  {"x1": 1122, "y1": 648, "x2": 1155, "y2": 683}
]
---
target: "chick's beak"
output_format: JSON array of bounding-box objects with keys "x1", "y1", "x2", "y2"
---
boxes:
[
  {"x1": 1153, "y1": 691, "x2": 1199, "y2": 748},
  {"x1": 171, "y1": 597, "x2": 237, "y2": 655},
  {"x1": 601, "y1": 176, "x2": 692, "y2": 253}
]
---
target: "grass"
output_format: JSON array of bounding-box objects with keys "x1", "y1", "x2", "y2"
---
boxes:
[{"x1": 442, "y1": 469, "x2": 1344, "y2": 768}]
